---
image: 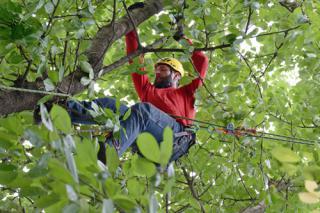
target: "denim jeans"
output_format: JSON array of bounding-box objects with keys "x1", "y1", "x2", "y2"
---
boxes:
[{"x1": 67, "y1": 97, "x2": 185, "y2": 157}]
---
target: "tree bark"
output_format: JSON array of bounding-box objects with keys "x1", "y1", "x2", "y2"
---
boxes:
[{"x1": 0, "y1": 0, "x2": 163, "y2": 116}]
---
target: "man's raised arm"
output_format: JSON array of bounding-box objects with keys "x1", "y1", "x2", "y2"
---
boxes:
[
  {"x1": 125, "y1": 30, "x2": 149, "y2": 100},
  {"x1": 182, "y1": 36, "x2": 209, "y2": 92}
]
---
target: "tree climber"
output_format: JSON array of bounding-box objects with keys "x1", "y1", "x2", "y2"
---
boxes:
[{"x1": 35, "y1": 3, "x2": 208, "y2": 164}]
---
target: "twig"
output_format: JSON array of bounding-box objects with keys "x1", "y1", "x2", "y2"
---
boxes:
[
  {"x1": 235, "y1": 167, "x2": 254, "y2": 201},
  {"x1": 244, "y1": 7, "x2": 253, "y2": 35},
  {"x1": 253, "y1": 26, "x2": 301, "y2": 38},
  {"x1": 67, "y1": 40, "x2": 81, "y2": 94},
  {"x1": 40, "y1": 0, "x2": 61, "y2": 39},
  {"x1": 258, "y1": 31, "x2": 287, "y2": 78},
  {"x1": 165, "y1": 193, "x2": 169, "y2": 213},
  {"x1": 17, "y1": 45, "x2": 33, "y2": 86},
  {"x1": 174, "y1": 204, "x2": 190, "y2": 213},
  {"x1": 238, "y1": 51, "x2": 263, "y2": 99},
  {"x1": 222, "y1": 197, "x2": 256, "y2": 202},
  {"x1": 201, "y1": 15, "x2": 209, "y2": 47},
  {"x1": 92, "y1": 0, "x2": 118, "y2": 70},
  {"x1": 181, "y1": 166, "x2": 205, "y2": 213},
  {"x1": 62, "y1": 32, "x2": 69, "y2": 67},
  {"x1": 122, "y1": 1, "x2": 142, "y2": 48},
  {"x1": 145, "y1": 43, "x2": 232, "y2": 53}
]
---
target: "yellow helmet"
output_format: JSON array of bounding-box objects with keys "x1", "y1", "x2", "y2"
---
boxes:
[{"x1": 155, "y1": 57, "x2": 185, "y2": 77}]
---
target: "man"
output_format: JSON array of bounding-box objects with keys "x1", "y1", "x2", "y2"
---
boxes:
[{"x1": 66, "y1": 27, "x2": 208, "y2": 164}]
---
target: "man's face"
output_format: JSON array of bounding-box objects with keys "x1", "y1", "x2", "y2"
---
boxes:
[{"x1": 154, "y1": 64, "x2": 178, "y2": 88}]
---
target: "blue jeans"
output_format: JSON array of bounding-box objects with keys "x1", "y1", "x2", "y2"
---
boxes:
[{"x1": 67, "y1": 97, "x2": 185, "y2": 157}]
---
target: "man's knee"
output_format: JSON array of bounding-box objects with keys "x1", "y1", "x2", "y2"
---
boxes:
[{"x1": 131, "y1": 102, "x2": 154, "y2": 113}]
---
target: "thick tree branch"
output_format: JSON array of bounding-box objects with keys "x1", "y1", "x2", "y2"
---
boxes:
[{"x1": 0, "y1": 0, "x2": 164, "y2": 116}]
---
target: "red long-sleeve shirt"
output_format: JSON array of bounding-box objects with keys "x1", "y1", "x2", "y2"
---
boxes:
[{"x1": 125, "y1": 31, "x2": 208, "y2": 126}]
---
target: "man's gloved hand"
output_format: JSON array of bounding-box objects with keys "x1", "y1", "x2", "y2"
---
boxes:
[
  {"x1": 173, "y1": 25, "x2": 184, "y2": 41},
  {"x1": 128, "y1": 2, "x2": 144, "y2": 11}
]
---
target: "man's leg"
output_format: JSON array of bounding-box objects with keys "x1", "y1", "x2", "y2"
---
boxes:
[
  {"x1": 67, "y1": 100, "x2": 185, "y2": 160},
  {"x1": 115, "y1": 102, "x2": 184, "y2": 156},
  {"x1": 67, "y1": 97, "x2": 129, "y2": 124}
]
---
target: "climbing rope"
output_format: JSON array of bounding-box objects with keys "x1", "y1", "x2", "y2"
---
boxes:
[{"x1": 171, "y1": 115, "x2": 319, "y2": 146}]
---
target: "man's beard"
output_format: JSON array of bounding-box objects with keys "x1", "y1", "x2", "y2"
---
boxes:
[{"x1": 154, "y1": 76, "x2": 174, "y2": 88}]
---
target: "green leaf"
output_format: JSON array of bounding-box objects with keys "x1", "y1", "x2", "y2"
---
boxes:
[
  {"x1": 59, "y1": 66, "x2": 65, "y2": 82},
  {"x1": 132, "y1": 155, "x2": 156, "y2": 177},
  {"x1": 281, "y1": 163, "x2": 298, "y2": 176},
  {"x1": 63, "y1": 135, "x2": 79, "y2": 183},
  {"x1": 160, "y1": 127, "x2": 173, "y2": 166},
  {"x1": 35, "y1": 193, "x2": 60, "y2": 208},
  {"x1": 298, "y1": 192, "x2": 320, "y2": 204},
  {"x1": 48, "y1": 159, "x2": 74, "y2": 184},
  {"x1": 66, "y1": 184, "x2": 78, "y2": 201},
  {"x1": 0, "y1": 131, "x2": 15, "y2": 149},
  {"x1": 80, "y1": 61, "x2": 94, "y2": 79},
  {"x1": 149, "y1": 194, "x2": 158, "y2": 213},
  {"x1": 0, "y1": 164, "x2": 18, "y2": 184},
  {"x1": 44, "y1": 2, "x2": 54, "y2": 14},
  {"x1": 44, "y1": 78, "x2": 55, "y2": 91},
  {"x1": 62, "y1": 203, "x2": 80, "y2": 213},
  {"x1": 113, "y1": 195, "x2": 137, "y2": 211},
  {"x1": 37, "y1": 95, "x2": 54, "y2": 105},
  {"x1": 80, "y1": 76, "x2": 91, "y2": 86},
  {"x1": 137, "y1": 133, "x2": 160, "y2": 163},
  {"x1": 74, "y1": 138, "x2": 98, "y2": 170},
  {"x1": 271, "y1": 147, "x2": 300, "y2": 163},
  {"x1": 40, "y1": 103, "x2": 53, "y2": 131},
  {"x1": 122, "y1": 108, "x2": 131, "y2": 121},
  {"x1": 102, "y1": 199, "x2": 114, "y2": 213},
  {"x1": 106, "y1": 145, "x2": 119, "y2": 176},
  {"x1": 50, "y1": 105, "x2": 72, "y2": 133},
  {"x1": 127, "y1": 179, "x2": 143, "y2": 197},
  {"x1": 20, "y1": 186, "x2": 46, "y2": 197},
  {"x1": 48, "y1": 71, "x2": 59, "y2": 84},
  {"x1": 105, "y1": 179, "x2": 121, "y2": 198}
]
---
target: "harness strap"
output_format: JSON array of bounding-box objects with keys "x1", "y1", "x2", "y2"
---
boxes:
[{"x1": 174, "y1": 131, "x2": 191, "y2": 137}]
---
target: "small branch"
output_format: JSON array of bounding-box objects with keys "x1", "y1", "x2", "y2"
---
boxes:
[
  {"x1": 268, "y1": 112, "x2": 319, "y2": 129},
  {"x1": 145, "y1": 43, "x2": 232, "y2": 53},
  {"x1": 53, "y1": 14, "x2": 81, "y2": 19},
  {"x1": 238, "y1": 51, "x2": 263, "y2": 99},
  {"x1": 201, "y1": 15, "x2": 209, "y2": 47},
  {"x1": 40, "y1": 0, "x2": 61, "y2": 39},
  {"x1": 67, "y1": 40, "x2": 81, "y2": 94},
  {"x1": 258, "y1": 30, "x2": 288, "y2": 78},
  {"x1": 222, "y1": 197, "x2": 256, "y2": 202},
  {"x1": 253, "y1": 25, "x2": 300, "y2": 39},
  {"x1": 174, "y1": 204, "x2": 190, "y2": 213},
  {"x1": 17, "y1": 45, "x2": 33, "y2": 86},
  {"x1": 244, "y1": 7, "x2": 253, "y2": 35},
  {"x1": 181, "y1": 166, "x2": 205, "y2": 213},
  {"x1": 235, "y1": 167, "x2": 254, "y2": 201},
  {"x1": 97, "y1": 37, "x2": 168, "y2": 78},
  {"x1": 165, "y1": 193, "x2": 169, "y2": 213},
  {"x1": 62, "y1": 32, "x2": 69, "y2": 67},
  {"x1": 122, "y1": 1, "x2": 142, "y2": 48}
]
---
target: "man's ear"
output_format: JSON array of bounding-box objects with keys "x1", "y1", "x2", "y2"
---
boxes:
[{"x1": 173, "y1": 72, "x2": 181, "y2": 81}]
